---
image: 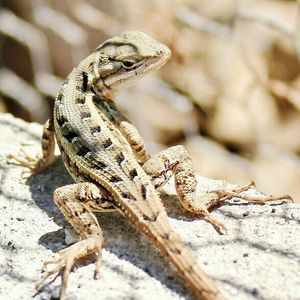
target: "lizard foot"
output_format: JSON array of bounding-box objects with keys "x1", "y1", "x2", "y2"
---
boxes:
[
  {"x1": 36, "y1": 237, "x2": 102, "y2": 300},
  {"x1": 7, "y1": 148, "x2": 44, "y2": 178},
  {"x1": 195, "y1": 182, "x2": 293, "y2": 233}
]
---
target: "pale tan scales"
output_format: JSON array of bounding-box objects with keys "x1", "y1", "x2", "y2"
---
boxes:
[{"x1": 7, "y1": 31, "x2": 292, "y2": 300}]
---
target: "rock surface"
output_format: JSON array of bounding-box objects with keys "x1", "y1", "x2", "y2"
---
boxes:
[{"x1": 0, "y1": 114, "x2": 299, "y2": 300}]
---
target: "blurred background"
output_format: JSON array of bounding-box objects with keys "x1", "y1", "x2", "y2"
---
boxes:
[{"x1": 0, "y1": 0, "x2": 299, "y2": 201}]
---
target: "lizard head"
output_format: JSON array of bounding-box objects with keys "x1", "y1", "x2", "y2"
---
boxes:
[{"x1": 93, "y1": 31, "x2": 171, "y2": 98}]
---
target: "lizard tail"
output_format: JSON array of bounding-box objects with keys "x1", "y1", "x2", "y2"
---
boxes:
[{"x1": 143, "y1": 217, "x2": 225, "y2": 300}]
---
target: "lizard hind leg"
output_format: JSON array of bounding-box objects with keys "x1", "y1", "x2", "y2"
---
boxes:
[
  {"x1": 36, "y1": 183, "x2": 107, "y2": 300},
  {"x1": 7, "y1": 118, "x2": 56, "y2": 178},
  {"x1": 142, "y1": 145, "x2": 292, "y2": 232}
]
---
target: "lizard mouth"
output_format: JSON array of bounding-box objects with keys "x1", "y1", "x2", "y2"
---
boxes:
[
  {"x1": 150, "y1": 45, "x2": 171, "y2": 70},
  {"x1": 144, "y1": 50, "x2": 171, "y2": 72}
]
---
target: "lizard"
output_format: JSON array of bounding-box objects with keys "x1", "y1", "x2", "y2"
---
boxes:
[{"x1": 7, "y1": 31, "x2": 292, "y2": 300}]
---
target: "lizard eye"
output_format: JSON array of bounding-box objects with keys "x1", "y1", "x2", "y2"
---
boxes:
[{"x1": 121, "y1": 58, "x2": 141, "y2": 69}]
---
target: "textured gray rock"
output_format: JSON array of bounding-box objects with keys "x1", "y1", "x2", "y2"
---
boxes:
[{"x1": 0, "y1": 113, "x2": 299, "y2": 300}]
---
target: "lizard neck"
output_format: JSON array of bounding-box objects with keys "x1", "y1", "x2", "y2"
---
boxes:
[{"x1": 75, "y1": 51, "x2": 116, "y2": 100}]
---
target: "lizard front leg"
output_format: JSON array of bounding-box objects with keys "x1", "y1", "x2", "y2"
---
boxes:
[
  {"x1": 7, "y1": 117, "x2": 56, "y2": 177},
  {"x1": 118, "y1": 120, "x2": 150, "y2": 164},
  {"x1": 97, "y1": 98, "x2": 150, "y2": 165},
  {"x1": 142, "y1": 145, "x2": 292, "y2": 231},
  {"x1": 36, "y1": 182, "x2": 110, "y2": 300}
]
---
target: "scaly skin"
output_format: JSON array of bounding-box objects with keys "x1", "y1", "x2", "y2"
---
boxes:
[{"x1": 8, "y1": 31, "x2": 292, "y2": 300}]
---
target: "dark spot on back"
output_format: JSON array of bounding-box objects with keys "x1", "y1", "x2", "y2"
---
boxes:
[
  {"x1": 103, "y1": 138, "x2": 112, "y2": 149},
  {"x1": 121, "y1": 192, "x2": 136, "y2": 201},
  {"x1": 57, "y1": 115, "x2": 68, "y2": 127},
  {"x1": 129, "y1": 169, "x2": 138, "y2": 180},
  {"x1": 77, "y1": 144, "x2": 90, "y2": 157},
  {"x1": 93, "y1": 161, "x2": 107, "y2": 171},
  {"x1": 109, "y1": 175, "x2": 122, "y2": 183},
  {"x1": 56, "y1": 93, "x2": 64, "y2": 103},
  {"x1": 81, "y1": 111, "x2": 91, "y2": 120},
  {"x1": 76, "y1": 95, "x2": 86, "y2": 104},
  {"x1": 62, "y1": 128, "x2": 77, "y2": 143},
  {"x1": 121, "y1": 192, "x2": 129, "y2": 199},
  {"x1": 141, "y1": 184, "x2": 147, "y2": 200},
  {"x1": 91, "y1": 126, "x2": 101, "y2": 135},
  {"x1": 82, "y1": 71, "x2": 88, "y2": 92},
  {"x1": 116, "y1": 152, "x2": 125, "y2": 164}
]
